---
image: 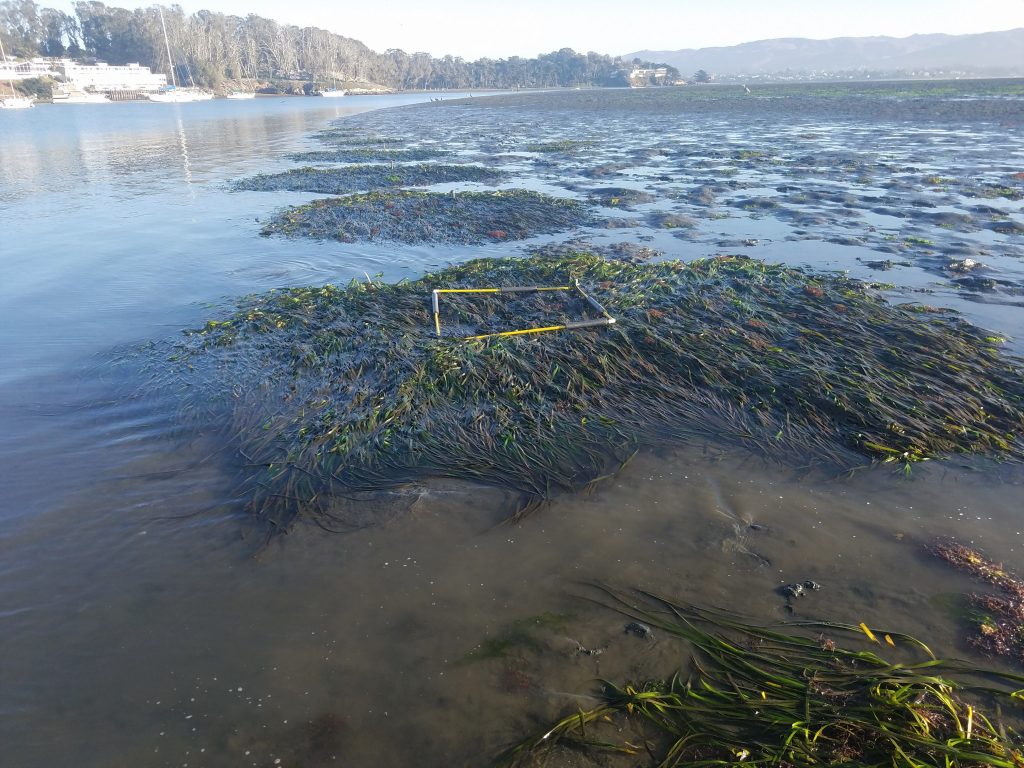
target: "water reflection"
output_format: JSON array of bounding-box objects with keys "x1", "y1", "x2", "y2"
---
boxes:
[
  {"x1": 0, "y1": 94, "x2": 485, "y2": 388},
  {"x1": 0, "y1": 94, "x2": 472, "y2": 204},
  {"x1": 175, "y1": 113, "x2": 193, "y2": 193}
]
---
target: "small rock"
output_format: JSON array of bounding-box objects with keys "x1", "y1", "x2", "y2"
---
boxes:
[
  {"x1": 948, "y1": 258, "x2": 980, "y2": 273},
  {"x1": 624, "y1": 621, "x2": 653, "y2": 639},
  {"x1": 781, "y1": 583, "x2": 805, "y2": 599}
]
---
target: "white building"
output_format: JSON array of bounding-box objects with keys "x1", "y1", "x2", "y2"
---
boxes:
[
  {"x1": 0, "y1": 57, "x2": 167, "y2": 91},
  {"x1": 57, "y1": 61, "x2": 167, "y2": 92},
  {"x1": 0, "y1": 57, "x2": 55, "y2": 80}
]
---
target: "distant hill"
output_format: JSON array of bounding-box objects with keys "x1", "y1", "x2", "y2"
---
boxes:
[{"x1": 627, "y1": 29, "x2": 1024, "y2": 78}]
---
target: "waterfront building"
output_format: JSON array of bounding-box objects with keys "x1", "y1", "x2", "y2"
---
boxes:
[
  {"x1": 57, "y1": 61, "x2": 167, "y2": 92},
  {"x1": 0, "y1": 56, "x2": 167, "y2": 92},
  {"x1": 0, "y1": 57, "x2": 55, "y2": 80}
]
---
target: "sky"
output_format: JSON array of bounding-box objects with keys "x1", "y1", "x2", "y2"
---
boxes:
[{"x1": 52, "y1": 0, "x2": 1024, "y2": 59}]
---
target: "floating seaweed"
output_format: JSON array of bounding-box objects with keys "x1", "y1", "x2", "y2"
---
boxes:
[
  {"x1": 173, "y1": 253, "x2": 1024, "y2": 537},
  {"x1": 500, "y1": 587, "x2": 1024, "y2": 767},
  {"x1": 259, "y1": 190, "x2": 594, "y2": 245},
  {"x1": 931, "y1": 539, "x2": 1024, "y2": 662},
  {"x1": 234, "y1": 164, "x2": 505, "y2": 194}
]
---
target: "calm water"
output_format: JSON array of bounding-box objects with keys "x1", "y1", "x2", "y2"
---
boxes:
[{"x1": 1, "y1": 87, "x2": 1023, "y2": 767}]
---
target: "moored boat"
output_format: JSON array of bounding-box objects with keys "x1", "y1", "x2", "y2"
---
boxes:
[
  {"x1": 0, "y1": 95, "x2": 34, "y2": 109},
  {"x1": 0, "y1": 38, "x2": 33, "y2": 109},
  {"x1": 147, "y1": 6, "x2": 214, "y2": 103},
  {"x1": 148, "y1": 86, "x2": 214, "y2": 102},
  {"x1": 52, "y1": 86, "x2": 111, "y2": 104}
]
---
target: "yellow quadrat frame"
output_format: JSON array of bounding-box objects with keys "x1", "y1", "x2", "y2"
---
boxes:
[{"x1": 431, "y1": 280, "x2": 616, "y2": 340}]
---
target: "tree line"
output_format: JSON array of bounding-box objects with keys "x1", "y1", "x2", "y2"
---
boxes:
[{"x1": 0, "y1": 0, "x2": 680, "y2": 89}]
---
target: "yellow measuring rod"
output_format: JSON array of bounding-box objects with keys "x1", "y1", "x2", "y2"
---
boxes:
[
  {"x1": 464, "y1": 318, "x2": 615, "y2": 340},
  {"x1": 430, "y1": 281, "x2": 615, "y2": 339}
]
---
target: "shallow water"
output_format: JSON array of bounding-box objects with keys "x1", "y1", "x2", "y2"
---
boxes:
[{"x1": 1, "y1": 83, "x2": 1024, "y2": 767}]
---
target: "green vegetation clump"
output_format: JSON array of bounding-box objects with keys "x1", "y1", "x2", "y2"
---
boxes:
[
  {"x1": 175, "y1": 253, "x2": 1024, "y2": 535},
  {"x1": 931, "y1": 540, "x2": 1024, "y2": 662},
  {"x1": 974, "y1": 185, "x2": 1023, "y2": 201},
  {"x1": 259, "y1": 190, "x2": 593, "y2": 244},
  {"x1": 648, "y1": 212, "x2": 697, "y2": 229},
  {"x1": 524, "y1": 140, "x2": 592, "y2": 153},
  {"x1": 288, "y1": 147, "x2": 449, "y2": 164},
  {"x1": 459, "y1": 613, "x2": 572, "y2": 663},
  {"x1": 234, "y1": 164, "x2": 505, "y2": 194},
  {"x1": 501, "y1": 588, "x2": 1024, "y2": 767},
  {"x1": 313, "y1": 130, "x2": 398, "y2": 145},
  {"x1": 16, "y1": 76, "x2": 53, "y2": 99},
  {"x1": 587, "y1": 187, "x2": 657, "y2": 209}
]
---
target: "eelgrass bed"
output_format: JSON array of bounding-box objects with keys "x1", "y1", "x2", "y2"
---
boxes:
[
  {"x1": 500, "y1": 587, "x2": 1024, "y2": 767},
  {"x1": 288, "y1": 147, "x2": 449, "y2": 164},
  {"x1": 176, "y1": 253, "x2": 1024, "y2": 536},
  {"x1": 234, "y1": 163, "x2": 505, "y2": 194},
  {"x1": 259, "y1": 190, "x2": 593, "y2": 244}
]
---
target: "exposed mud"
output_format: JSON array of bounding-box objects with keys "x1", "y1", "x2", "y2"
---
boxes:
[{"x1": 275, "y1": 83, "x2": 1022, "y2": 315}]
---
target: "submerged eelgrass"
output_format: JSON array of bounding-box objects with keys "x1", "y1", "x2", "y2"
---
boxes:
[
  {"x1": 176, "y1": 253, "x2": 1024, "y2": 536},
  {"x1": 501, "y1": 587, "x2": 1024, "y2": 767}
]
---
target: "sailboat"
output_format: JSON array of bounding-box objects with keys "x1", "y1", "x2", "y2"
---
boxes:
[
  {"x1": 225, "y1": 59, "x2": 258, "y2": 99},
  {"x1": 320, "y1": 77, "x2": 346, "y2": 98},
  {"x1": 148, "y1": 6, "x2": 214, "y2": 103},
  {"x1": 0, "y1": 38, "x2": 34, "y2": 109}
]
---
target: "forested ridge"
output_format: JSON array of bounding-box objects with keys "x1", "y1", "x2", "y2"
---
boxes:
[{"x1": 0, "y1": 0, "x2": 679, "y2": 89}]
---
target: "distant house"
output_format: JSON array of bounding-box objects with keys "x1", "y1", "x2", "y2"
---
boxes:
[{"x1": 627, "y1": 67, "x2": 669, "y2": 87}]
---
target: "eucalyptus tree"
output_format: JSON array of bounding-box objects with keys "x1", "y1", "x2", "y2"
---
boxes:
[{"x1": 0, "y1": 0, "x2": 43, "y2": 55}]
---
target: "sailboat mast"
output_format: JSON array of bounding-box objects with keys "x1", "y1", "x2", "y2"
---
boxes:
[
  {"x1": 0, "y1": 37, "x2": 18, "y2": 95},
  {"x1": 158, "y1": 7, "x2": 178, "y2": 88}
]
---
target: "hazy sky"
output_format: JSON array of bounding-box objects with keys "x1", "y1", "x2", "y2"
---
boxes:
[{"x1": 55, "y1": 0, "x2": 1024, "y2": 59}]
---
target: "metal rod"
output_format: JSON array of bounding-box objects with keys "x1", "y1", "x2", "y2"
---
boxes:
[
  {"x1": 430, "y1": 282, "x2": 616, "y2": 339},
  {"x1": 464, "y1": 324, "x2": 569, "y2": 341},
  {"x1": 574, "y1": 280, "x2": 614, "y2": 320},
  {"x1": 563, "y1": 318, "x2": 615, "y2": 330},
  {"x1": 465, "y1": 317, "x2": 614, "y2": 340}
]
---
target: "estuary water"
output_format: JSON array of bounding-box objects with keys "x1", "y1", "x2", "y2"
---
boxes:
[{"x1": 1, "y1": 85, "x2": 1023, "y2": 767}]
